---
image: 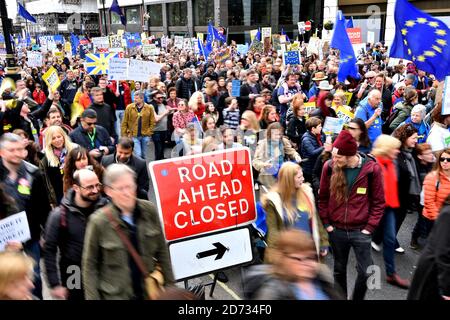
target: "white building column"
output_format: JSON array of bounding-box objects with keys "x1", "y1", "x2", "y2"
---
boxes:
[
  {"x1": 323, "y1": 0, "x2": 338, "y2": 42},
  {"x1": 384, "y1": 0, "x2": 397, "y2": 47}
]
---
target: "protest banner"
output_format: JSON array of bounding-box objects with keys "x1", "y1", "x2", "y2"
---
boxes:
[
  {"x1": 263, "y1": 37, "x2": 271, "y2": 54},
  {"x1": 0, "y1": 212, "x2": 31, "y2": 252},
  {"x1": 335, "y1": 106, "x2": 355, "y2": 124},
  {"x1": 27, "y1": 51, "x2": 43, "y2": 68},
  {"x1": 54, "y1": 51, "x2": 64, "y2": 63},
  {"x1": 42, "y1": 66, "x2": 61, "y2": 93},
  {"x1": 215, "y1": 48, "x2": 231, "y2": 64},
  {"x1": 92, "y1": 36, "x2": 110, "y2": 52},
  {"x1": 346, "y1": 28, "x2": 362, "y2": 44},
  {"x1": 108, "y1": 57, "x2": 129, "y2": 81},
  {"x1": 323, "y1": 116, "x2": 345, "y2": 135},
  {"x1": 261, "y1": 27, "x2": 272, "y2": 40},
  {"x1": 149, "y1": 148, "x2": 256, "y2": 241},
  {"x1": 280, "y1": 35, "x2": 287, "y2": 43},
  {"x1": 128, "y1": 59, "x2": 162, "y2": 82},
  {"x1": 85, "y1": 53, "x2": 117, "y2": 75},
  {"x1": 231, "y1": 80, "x2": 241, "y2": 97}
]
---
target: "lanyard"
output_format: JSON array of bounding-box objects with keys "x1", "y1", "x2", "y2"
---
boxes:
[{"x1": 87, "y1": 127, "x2": 96, "y2": 148}]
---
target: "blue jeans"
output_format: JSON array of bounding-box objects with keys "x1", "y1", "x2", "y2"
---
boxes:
[
  {"x1": 382, "y1": 208, "x2": 397, "y2": 276},
  {"x1": 115, "y1": 110, "x2": 125, "y2": 139},
  {"x1": 24, "y1": 240, "x2": 42, "y2": 299},
  {"x1": 329, "y1": 228, "x2": 373, "y2": 300},
  {"x1": 133, "y1": 136, "x2": 151, "y2": 159}
]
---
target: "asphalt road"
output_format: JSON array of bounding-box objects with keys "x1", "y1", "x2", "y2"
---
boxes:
[{"x1": 42, "y1": 142, "x2": 423, "y2": 300}]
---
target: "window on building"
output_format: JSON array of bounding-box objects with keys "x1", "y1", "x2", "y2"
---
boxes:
[
  {"x1": 251, "y1": 0, "x2": 271, "y2": 25},
  {"x1": 126, "y1": 7, "x2": 140, "y2": 25},
  {"x1": 228, "y1": 0, "x2": 244, "y2": 26},
  {"x1": 279, "y1": 0, "x2": 302, "y2": 25},
  {"x1": 168, "y1": 2, "x2": 187, "y2": 26},
  {"x1": 228, "y1": 0, "x2": 271, "y2": 26},
  {"x1": 148, "y1": 4, "x2": 163, "y2": 27},
  {"x1": 110, "y1": 11, "x2": 121, "y2": 24},
  {"x1": 194, "y1": 0, "x2": 214, "y2": 25}
]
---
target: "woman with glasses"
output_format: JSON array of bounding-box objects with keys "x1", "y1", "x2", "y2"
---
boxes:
[
  {"x1": 40, "y1": 126, "x2": 77, "y2": 207},
  {"x1": 244, "y1": 229, "x2": 340, "y2": 300},
  {"x1": 63, "y1": 146, "x2": 104, "y2": 194},
  {"x1": 421, "y1": 148, "x2": 450, "y2": 237},
  {"x1": 410, "y1": 143, "x2": 436, "y2": 249},
  {"x1": 397, "y1": 104, "x2": 430, "y2": 144},
  {"x1": 346, "y1": 118, "x2": 371, "y2": 154}
]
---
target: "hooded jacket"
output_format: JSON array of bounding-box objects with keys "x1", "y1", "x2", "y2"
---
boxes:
[{"x1": 318, "y1": 153, "x2": 385, "y2": 233}]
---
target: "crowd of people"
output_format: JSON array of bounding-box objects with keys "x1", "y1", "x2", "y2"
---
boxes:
[{"x1": 0, "y1": 35, "x2": 450, "y2": 301}]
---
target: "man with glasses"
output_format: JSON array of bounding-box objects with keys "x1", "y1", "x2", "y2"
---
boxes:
[
  {"x1": 355, "y1": 89, "x2": 383, "y2": 144},
  {"x1": 0, "y1": 133, "x2": 51, "y2": 299},
  {"x1": 83, "y1": 164, "x2": 173, "y2": 300},
  {"x1": 121, "y1": 90, "x2": 156, "y2": 160},
  {"x1": 355, "y1": 71, "x2": 377, "y2": 103},
  {"x1": 69, "y1": 109, "x2": 115, "y2": 160},
  {"x1": 43, "y1": 169, "x2": 108, "y2": 300},
  {"x1": 149, "y1": 90, "x2": 173, "y2": 161}
]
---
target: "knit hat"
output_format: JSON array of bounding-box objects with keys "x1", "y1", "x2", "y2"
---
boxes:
[{"x1": 332, "y1": 130, "x2": 358, "y2": 156}]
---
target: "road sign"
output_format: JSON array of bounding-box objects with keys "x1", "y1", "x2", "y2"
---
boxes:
[
  {"x1": 149, "y1": 148, "x2": 256, "y2": 242},
  {"x1": 169, "y1": 228, "x2": 253, "y2": 280},
  {"x1": 305, "y1": 21, "x2": 312, "y2": 31}
]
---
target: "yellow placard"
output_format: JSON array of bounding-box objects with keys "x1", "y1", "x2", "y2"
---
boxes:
[
  {"x1": 64, "y1": 42, "x2": 72, "y2": 53},
  {"x1": 250, "y1": 29, "x2": 258, "y2": 42},
  {"x1": 197, "y1": 33, "x2": 204, "y2": 41},
  {"x1": 336, "y1": 106, "x2": 355, "y2": 124},
  {"x1": 117, "y1": 29, "x2": 124, "y2": 37},
  {"x1": 55, "y1": 51, "x2": 64, "y2": 63},
  {"x1": 42, "y1": 66, "x2": 61, "y2": 93}
]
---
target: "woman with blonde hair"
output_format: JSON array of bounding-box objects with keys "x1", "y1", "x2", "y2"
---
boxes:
[
  {"x1": 189, "y1": 91, "x2": 206, "y2": 121},
  {"x1": 40, "y1": 126, "x2": 77, "y2": 207},
  {"x1": 259, "y1": 105, "x2": 278, "y2": 130},
  {"x1": 261, "y1": 162, "x2": 328, "y2": 258},
  {"x1": 370, "y1": 135, "x2": 410, "y2": 289},
  {"x1": 237, "y1": 110, "x2": 260, "y2": 156},
  {"x1": 244, "y1": 229, "x2": 342, "y2": 300},
  {"x1": 0, "y1": 252, "x2": 35, "y2": 300}
]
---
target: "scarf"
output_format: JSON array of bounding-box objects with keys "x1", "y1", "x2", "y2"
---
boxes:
[
  {"x1": 403, "y1": 148, "x2": 421, "y2": 196},
  {"x1": 376, "y1": 156, "x2": 400, "y2": 208},
  {"x1": 315, "y1": 134, "x2": 323, "y2": 147}
]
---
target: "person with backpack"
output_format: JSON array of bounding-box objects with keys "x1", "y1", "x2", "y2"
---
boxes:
[
  {"x1": 43, "y1": 169, "x2": 108, "y2": 300},
  {"x1": 388, "y1": 87, "x2": 418, "y2": 133},
  {"x1": 318, "y1": 130, "x2": 385, "y2": 300}
]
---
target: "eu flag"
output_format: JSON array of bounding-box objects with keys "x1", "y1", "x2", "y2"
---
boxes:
[
  {"x1": 18, "y1": 3, "x2": 36, "y2": 24},
  {"x1": 110, "y1": 0, "x2": 126, "y2": 26},
  {"x1": 390, "y1": 0, "x2": 450, "y2": 81},
  {"x1": 346, "y1": 17, "x2": 354, "y2": 28},
  {"x1": 330, "y1": 11, "x2": 359, "y2": 82}
]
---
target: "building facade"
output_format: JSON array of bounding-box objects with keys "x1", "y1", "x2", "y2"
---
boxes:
[
  {"x1": 97, "y1": 0, "x2": 324, "y2": 43},
  {"x1": 21, "y1": 0, "x2": 100, "y2": 36}
]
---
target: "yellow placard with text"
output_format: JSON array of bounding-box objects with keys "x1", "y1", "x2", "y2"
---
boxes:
[
  {"x1": 336, "y1": 106, "x2": 355, "y2": 124},
  {"x1": 42, "y1": 67, "x2": 61, "y2": 93}
]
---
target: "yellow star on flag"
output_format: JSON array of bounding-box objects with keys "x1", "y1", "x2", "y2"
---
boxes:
[
  {"x1": 417, "y1": 55, "x2": 425, "y2": 62},
  {"x1": 405, "y1": 20, "x2": 415, "y2": 27},
  {"x1": 417, "y1": 18, "x2": 427, "y2": 24},
  {"x1": 436, "y1": 29, "x2": 447, "y2": 36},
  {"x1": 437, "y1": 39, "x2": 447, "y2": 46},
  {"x1": 433, "y1": 45, "x2": 443, "y2": 53},
  {"x1": 424, "y1": 50, "x2": 436, "y2": 57},
  {"x1": 429, "y1": 21, "x2": 439, "y2": 28},
  {"x1": 401, "y1": 29, "x2": 408, "y2": 36}
]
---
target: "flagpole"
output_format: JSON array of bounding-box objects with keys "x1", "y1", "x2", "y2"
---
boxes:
[{"x1": 102, "y1": 0, "x2": 107, "y2": 36}]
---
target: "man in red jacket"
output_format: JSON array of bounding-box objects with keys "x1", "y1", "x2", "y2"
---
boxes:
[{"x1": 319, "y1": 130, "x2": 385, "y2": 300}]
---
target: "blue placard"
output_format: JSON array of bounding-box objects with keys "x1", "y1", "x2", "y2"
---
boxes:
[
  {"x1": 237, "y1": 44, "x2": 249, "y2": 56},
  {"x1": 284, "y1": 50, "x2": 301, "y2": 65},
  {"x1": 232, "y1": 80, "x2": 241, "y2": 97}
]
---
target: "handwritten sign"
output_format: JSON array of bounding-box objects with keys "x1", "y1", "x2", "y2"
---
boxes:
[
  {"x1": 261, "y1": 27, "x2": 272, "y2": 40},
  {"x1": 323, "y1": 116, "x2": 345, "y2": 135},
  {"x1": 174, "y1": 36, "x2": 184, "y2": 49},
  {"x1": 0, "y1": 212, "x2": 31, "y2": 251},
  {"x1": 128, "y1": 59, "x2": 162, "y2": 82},
  {"x1": 108, "y1": 57, "x2": 129, "y2": 81},
  {"x1": 27, "y1": 51, "x2": 43, "y2": 68}
]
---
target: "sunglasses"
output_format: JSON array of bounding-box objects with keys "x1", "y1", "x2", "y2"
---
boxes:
[{"x1": 440, "y1": 157, "x2": 450, "y2": 163}]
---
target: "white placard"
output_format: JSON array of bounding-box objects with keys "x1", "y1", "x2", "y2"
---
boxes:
[
  {"x1": 108, "y1": 57, "x2": 129, "y2": 81},
  {"x1": 27, "y1": 51, "x2": 43, "y2": 68},
  {"x1": 261, "y1": 27, "x2": 272, "y2": 40},
  {"x1": 169, "y1": 228, "x2": 253, "y2": 280},
  {"x1": 183, "y1": 38, "x2": 192, "y2": 50},
  {"x1": 174, "y1": 36, "x2": 184, "y2": 49},
  {"x1": 0, "y1": 211, "x2": 31, "y2": 251},
  {"x1": 367, "y1": 31, "x2": 375, "y2": 45},
  {"x1": 298, "y1": 21, "x2": 306, "y2": 35},
  {"x1": 128, "y1": 59, "x2": 162, "y2": 82},
  {"x1": 109, "y1": 35, "x2": 123, "y2": 49},
  {"x1": 92, "y1": 36, "x2": 110, "y2": 51}
]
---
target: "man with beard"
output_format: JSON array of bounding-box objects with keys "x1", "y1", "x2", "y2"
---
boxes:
[
  {"x1": 101, "y1": 137, "x2": 149, "y2": 200},
  {"x1": 44, "y1": 169, "x2": 108, "y2": 300},
  {"x1": 39, "y1": 108, "x2": 73, "y2": 149}
]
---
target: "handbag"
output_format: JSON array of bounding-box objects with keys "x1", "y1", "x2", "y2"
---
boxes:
[{"x1": 104, "y1": 207, "x2": 165, "y2": 300}]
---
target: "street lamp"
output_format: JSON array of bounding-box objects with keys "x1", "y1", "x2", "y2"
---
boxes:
[{"x1": 0, "y1": 0, "x2": 20, "y2": 80}]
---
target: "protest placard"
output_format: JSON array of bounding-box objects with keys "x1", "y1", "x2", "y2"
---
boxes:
[
  {"x1": 42, "y1": 66, "x2": 61, "y2": 93},
  {"x1": 250, "y1": 30, "x2": 259, "y2": 42},
  {"x1": 215, "y1": 48, "x2": 231, "y2": 64},
  {"x1": 110, "y1": 35, "x2": 123, "y2": 49},
  {"x1": 175, "y1": 36, "x2": 184, "y2": 49},
  {"x1": 231, "y1": 80, "x2": 241, "y2": 97},
  {"x1": 323, "y1": 116, "x2": 345, "y2": 135},
  {"x1": 249, "y1": 40, "x2": 263, "y2": 54},
  {"x1": 237, "y1": 44, "x2": 249, "y2": 56},
  {"x1": 335, "y1": 106, "x2": 355, "y2": 124},
  {"x1": 27, "y1": 51, "x2": 43, "y2": 68},
  {"x1": 183, "y1": 38, "x2": 193, "y2": 50},
  {"x1": 261, "y1": 27, "x2": 272, "y2": 40},
  {"x1": 0, "y1": 212, "x2": 31, "y2": 252},
  {"x1": 128, "y1": 59, "x2": 162, "y2": 82},
  {"x1": 108, "y1": 57, "x2": 129, "y2": 81},
  {"x1": 92, "y1": 36, "x2": 110, "y2": 52},
  {"x1": 272, "y1": 34, "x2": 281, "y2": 51},
  {"x1": 284, "y1": 51, "x2": 301, "y2": 65}
]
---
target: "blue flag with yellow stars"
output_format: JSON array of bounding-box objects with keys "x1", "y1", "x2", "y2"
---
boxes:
[
  {"x1": 330, "y1": 11, "x2": 359, "y2": 82},
  {"x1": 390, "y1": 0, "x2": 450, "y2": 81}
]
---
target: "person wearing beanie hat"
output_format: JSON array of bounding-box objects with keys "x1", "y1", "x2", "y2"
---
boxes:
[{"x1": 318, "y1": 129, "x2": 385, "y2": 300}]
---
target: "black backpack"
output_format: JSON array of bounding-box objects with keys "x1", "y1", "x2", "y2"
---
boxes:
[{"x1": 382, "y1": 108, "x2": 401, "y2": 134}]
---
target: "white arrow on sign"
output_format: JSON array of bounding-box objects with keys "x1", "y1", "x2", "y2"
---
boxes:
[{"x1": 169, "y1": 228, "x2": 253, "y2": 281}]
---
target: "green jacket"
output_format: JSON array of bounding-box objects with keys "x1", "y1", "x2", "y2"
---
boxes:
[
  {"x1": 389, "y1": 102, "x2": 414, "y2": 131},
  {"x1": 82, "y1": 200, "x2": 174, "y2": 300}
]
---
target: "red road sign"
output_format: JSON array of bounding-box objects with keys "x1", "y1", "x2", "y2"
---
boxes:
[
  {"x1": 149, "y1": 148, "x2": 256, "y2": 242},
  {"x1": 305, "y1": 21, "x2": 312, "y2": 31}
]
